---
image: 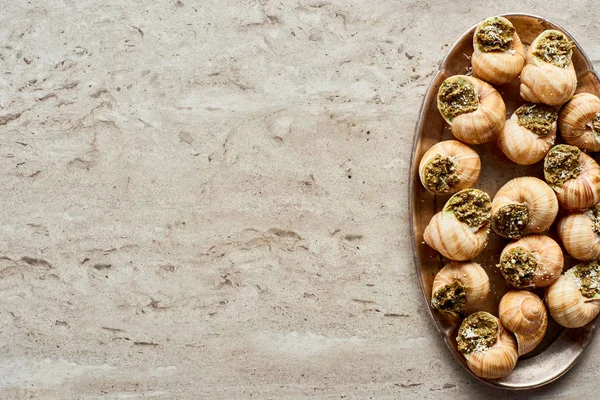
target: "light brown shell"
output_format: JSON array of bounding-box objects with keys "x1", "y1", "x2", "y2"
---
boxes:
[
  {"x1": 499, "y1": 235, "x2": 564, "y2": 288},
  {"x1": 545, "y1": 270, "x2": 600, "y2": 328},
  {"x1": 497, "y1": 109, "x2": 556, "y2": 165},
  {"x1": 520, "y1": 30, "x2": 577, "y2": 106},
  {"x1": 499, "y1": 291, "x2": 548, "y2": 356},
  {"x1": 418, "y1": 140, "x2": 481, "y2": 195},
  {"x1": 471, "y1": 17, "x2": 525, "y2": 85},
  {"x1": 424, "y1": 211, "x2": 489, "y2": 261},
  {"x1": 491, "y1": 177, "x2": 558, "y2": 238},
  {"x1": 547, "y1": 149, "x2": 600, "y2": 210},
  {"x1": 558, "y1": 209, "x2": 600, "y2": 261},
  {"x1": 431, "y1": 261, "x2": 490, "y2": 313},
  {"x1": 558, "y1": 93, "x2": 600, "y2": 152},
  {"x1": 463, "y1": 314, "x2": 518, "y2": 379},
  {"x1": 438, "y1": 75, "x2": 506, "y2": 144}
]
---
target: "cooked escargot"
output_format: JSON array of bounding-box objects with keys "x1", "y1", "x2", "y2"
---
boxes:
[
  {"x1": 424, "y1": 189, "x2": 491, "y2": 261},
  {"x1": 491, "y1": 177, "x2": 558, "y2": 239},
  {"x1": 497, "y1": 235, "x2": 563, "y2": 288},
  {"x1": 544, "y1": 144, "x2": 600, "y2": 210},
  {"x1": 471, "y1": 16, "x2": 525, "y2": 85},
  {"x1": 499, "y1": 291, "x2": 548, "y2": 356},
  {"x1": 559, "y1": 93, "x2": 600, "y2": 152},
  {"x1": 418, "y1": 140, "x2": 481, "y2": 195},
  {"x1": 520, "y1": 30, "x2": 577, "y2": 106},
  {"x1": 437, "y1": 75, "x2": 506, "y2": 144},
  {"x1": 431, "y1": 261, "x2": 490, "y2": 315},
  {"x1": 497, "y1": 103, "x2": 557, "y2": 165},
  {"x1": 558, "y1": 203, "x2": 600, "y2": 260},
  {"x1": 456, "y1": 311, "x2": 518, "y2": 379},
  {"x1": 546, "y1": 261, "x2": 600, "y2": 328}
]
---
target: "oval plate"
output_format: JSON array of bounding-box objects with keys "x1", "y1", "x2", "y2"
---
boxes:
[{"x1": 409, "y1": 14, "x2": 600, "y2": 390}]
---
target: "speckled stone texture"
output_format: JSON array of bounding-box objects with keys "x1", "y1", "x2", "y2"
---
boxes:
[{"x1": 1, "y1": 1, "x2": 600, "y2": 398}]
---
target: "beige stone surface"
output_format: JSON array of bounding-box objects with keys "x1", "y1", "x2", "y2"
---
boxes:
[{"x1": 1, "y1": 1, "x2": 599, "y2": 398}]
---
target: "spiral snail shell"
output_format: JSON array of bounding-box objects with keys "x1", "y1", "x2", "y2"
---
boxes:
[
  {"x1": 520, "y1": 30, "x2": 577, "y2": 106},
  {"x1": 431, "y1": 261, "x2": 490, "y2": 315},
  {"x1": 456, "y1": 311, "x2": 518, "y2": 379},
  {"x1": 437, "y1": 75, "x2": 506, "y2": 144},
  {"x1": 471, "y1": 16, "x2": 525, "y2": 85},
  {"x1": 558, "y1": 93, "x2": 600, "y2": 152},
  {"x1": 499, "y1": 291, "x2": 548, "y2": 356},
  {"x1": 424, "y1": 189, "x2": 491, "y2": 261},
  {"x1": 418, "y1": 140, "x2": 481, "y2": 195},
  {"x1": 546, "y1": 261, "x2": 600, "y2": 328}
]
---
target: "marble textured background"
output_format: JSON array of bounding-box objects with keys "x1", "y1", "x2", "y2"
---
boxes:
[{"x1": 1, "y1": 1, "x2": 599, "y2": 398}]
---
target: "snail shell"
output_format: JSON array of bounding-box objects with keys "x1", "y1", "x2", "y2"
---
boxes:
[
  {"x1": 558, "y1": 205, "x2": 600, "y2": 261},
  {"x1": 498, "y1": 235, "x2": 564, "y2": 288},
  {"x1": 499, "y1": 291, "x2": 548, "y2": 356},
  {"x1": 497, "y1": 104, "x2": 557, "y2": 165},
  {"x1": 471, "y1": 16, "x2": 525, "y2": 85},
  {"x1": 431, "y1": 261, "x2": 490, "y2": 315},
  {"x1": 491, "y1": 177, "x2": 558, "y2": 239},
  {"x1": 418, "y1": 140, "x2": 481, "y2": 195},
  {"x1": 457, "y1": 311, "x2": 518, "y2": 379},
  {"x1": 558, "y1": 93, "x2": 600, "y2": 152},
  {"x1": 424, "y1": 189, "x2": 491, "y2": 261},
  {"x1": 545, "y1": 262, "x2": 600, "y2": 328},
  {"x1": 437, "y1": 75, "x2": 506, "y2": 144},
  {"x1": 544, "y1": 145, "x2": 600, "y2": 210},
  {"x1": 520, "y1": 30, "x2": 577, "y2": 106}
]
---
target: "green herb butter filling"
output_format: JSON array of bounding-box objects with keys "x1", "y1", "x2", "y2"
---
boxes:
[
  {"x1": 590, "y1": 113, "x2": 600, "y2": 135},
  {"x1": 445, "y1": 189, "x2": 492, "y2": 228},
  {"x1": 497, "y1": 247, "x2": 537, "y2": 288},
  {"x1": 533, "y1": 31, "x2": 574, "y2": 68},
  {"x1": 457, "y1": 312, "x2": 498, "y2": 355},
  {"x1": 586, "y1": 204, "x2": 600, "y2": 235},
  {"x1": 515, "y1": 104, "x2": 558, "y2": 136},
  {"x1": 438, "y1": 78, "x2": 479, "y2": 121},
  {"x1": 570, "y1": 261, "x2": 600, "y2": 299},
  {"x1": 423, "y1": 154, "x2": 460, "y2": 193},
  {"x1": 432, "y1": 280, "x2": 467, "y2": 314},
  {"x1": 475, "y1": 17, "x2": 515, "y2": 53},
  {"x1": 492, "y1": 203, "x2": 530, "y2": 239},
  {"x1": 544, "y1": 145, "x2": 582, "y2": 187}
]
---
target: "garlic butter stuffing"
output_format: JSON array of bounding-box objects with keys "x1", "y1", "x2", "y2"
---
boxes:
[
  {"x1": 456, "y1": 312, "x2": 518, "y2": 379},
  {"x1": 559, "y1": 203, "x2": 600, "y2": 261},
  {"x1": 472, "y1": 16, "x2": 525, "y2": 85},
  {"x1": 544, "y1": 144, "x2": 600, "y2": 210},
  {"x1": 546, "y1": 261, "x2": 600, "y2": 328}
]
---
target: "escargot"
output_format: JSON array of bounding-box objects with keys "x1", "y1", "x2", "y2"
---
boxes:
[
  {"x1": 497, "y1": 103, "x2": 558, "y2": 165},
  {"x1": 559, "y1": 93, "x2": 600, "y2": 152},
  {"x1": 431, "y1": 261, "x2": 490, "y2": 315},
  {"x1": 418, "y1": 140, "x2": 481, "y2": 195},
  {"x1": 499, "y1": 291, "x2": 548, "y2": 356},
  {"x1": 546, "y1": 261, "x2": 600, "y2": 328},
  {"x1": 424, "y1": 189, "x2": 491, "y2": 261},
  {"x1": 544, "y1": 144, "x2": 600, "y2": 210},
  {"x1": 520, "y1": 30, "x2": 577, "y2": 106},
  {"x1": 437, "y1": 75, "x2": 506, "y2": 144},
  {"x1": 456, "y1": 311, "x2": 518, "y2": 379},
  {"x1": 491, "y1": 177, "x2": 558, "y2": 239},
  {"x1": 471, "y1": 16, "x2": 525, "y2": 85},
  {"x1": 558, "y1": 203, "x2": 600, "y2": 260},
  {"x1": 497, "y1": 235, "x2": 564, "y2": 288}
]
